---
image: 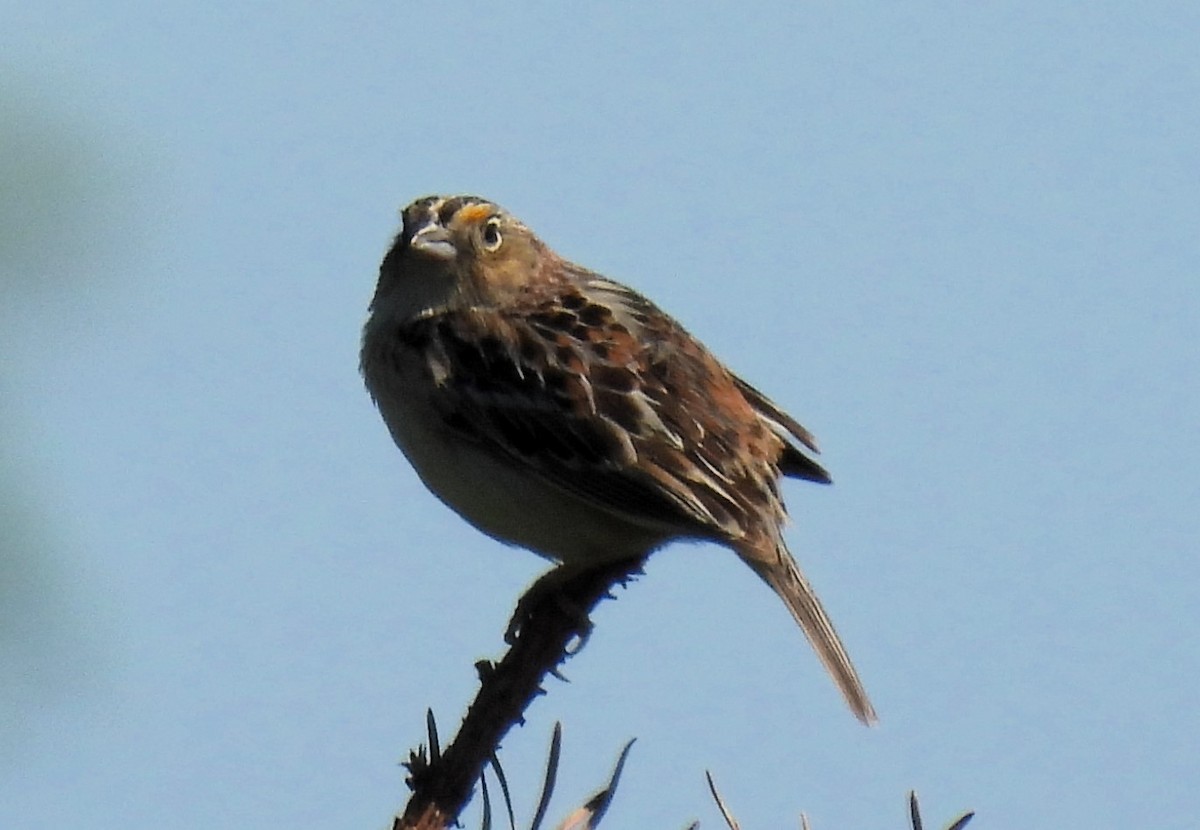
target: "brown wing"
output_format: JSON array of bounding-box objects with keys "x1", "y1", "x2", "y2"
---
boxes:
[
  {"x1": 399, "y1": 278, "x2": 816, "y2": 542},
  {"x1": 731, "y1": 375, "x2": 831, "y2": 484}
]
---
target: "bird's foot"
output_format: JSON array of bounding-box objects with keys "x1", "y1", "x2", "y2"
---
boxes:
[{"x1": 504, "y1": 564, "x2": 596, "y2": 647}]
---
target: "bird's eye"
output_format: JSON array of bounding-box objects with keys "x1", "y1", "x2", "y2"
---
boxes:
[{"x1": 481, "y1": 218, "x2": 502, "y2": 251}]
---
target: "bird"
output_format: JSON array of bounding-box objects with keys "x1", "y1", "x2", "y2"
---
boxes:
[{"x1": 360, "y1": 195, "x2": 876, "y2": 724}]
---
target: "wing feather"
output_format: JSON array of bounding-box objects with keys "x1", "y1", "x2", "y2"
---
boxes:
[{"x1": 401, "y1": 279, "x2": 819, "y2": 542}]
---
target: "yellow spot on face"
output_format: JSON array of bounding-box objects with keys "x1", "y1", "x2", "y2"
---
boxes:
[{"x1": 456, "y1": 203, "x2": 494, "y2": 225}]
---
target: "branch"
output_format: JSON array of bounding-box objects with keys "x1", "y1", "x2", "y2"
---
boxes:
[{"x1": 394, "y1": 557, "x2": 645, "y2": 830}]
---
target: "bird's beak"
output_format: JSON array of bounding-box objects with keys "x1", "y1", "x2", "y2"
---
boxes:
[{"x1": 408, "y1": 224, "x2": 456, "y2": 260}]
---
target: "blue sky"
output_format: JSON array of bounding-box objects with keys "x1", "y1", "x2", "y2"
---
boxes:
[{"x1": 2, "y1": 3, "x2": 1198, "y2": 828}]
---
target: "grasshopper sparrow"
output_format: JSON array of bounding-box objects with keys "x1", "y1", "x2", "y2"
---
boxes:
[{"x1": 361, "y1": 195, "x2": 875, "y2": 724}]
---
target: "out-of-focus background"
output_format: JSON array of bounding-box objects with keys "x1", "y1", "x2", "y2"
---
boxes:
[{"x1": 3, "y1": 4, "x2": 1197, "y2": 828}]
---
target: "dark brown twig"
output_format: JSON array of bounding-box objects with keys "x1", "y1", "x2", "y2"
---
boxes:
[{"x1": 394, "y1": 557, "x2": 645, "y2": 830}]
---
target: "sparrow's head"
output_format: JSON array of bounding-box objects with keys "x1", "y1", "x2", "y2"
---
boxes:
[{"x1": 371, "y1": 195, "x2": 550, "y2": 320}]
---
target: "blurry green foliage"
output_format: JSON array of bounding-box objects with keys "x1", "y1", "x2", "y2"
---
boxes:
[{"x1": 0, "y1": 73, "x2": 119, "y2": 746}]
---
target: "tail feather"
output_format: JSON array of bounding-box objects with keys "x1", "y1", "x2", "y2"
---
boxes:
[{"x1": 744, "y1": 544, "x2": 877, "y2": 725}]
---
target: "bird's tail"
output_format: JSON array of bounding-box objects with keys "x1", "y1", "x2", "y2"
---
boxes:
[{"x1": 743, "y1": 542, "x2": 877, "y2": 725}]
